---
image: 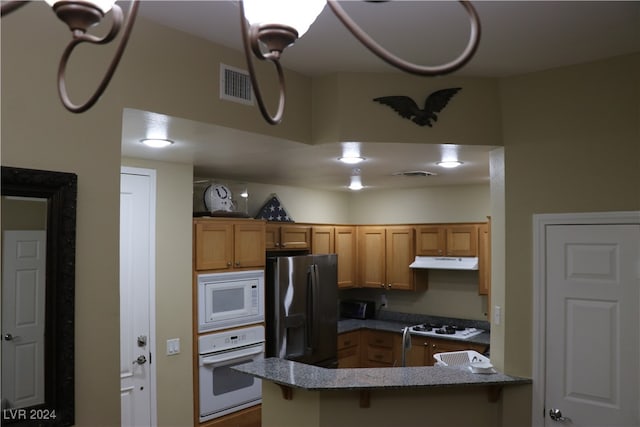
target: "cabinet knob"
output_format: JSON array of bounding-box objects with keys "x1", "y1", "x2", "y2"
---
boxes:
[
  {"x1": 227, "y1": 261, "x2": 232, "y2": 267},
  {"x1": 235, "y1": 261, "x2": 240, "y2": 266},
  {"x1": 387, "y1": 284, "x2": 392, "y2": 289},
  {"x1": 380, "y1": 284, "x2": 385, "y2": 288}
]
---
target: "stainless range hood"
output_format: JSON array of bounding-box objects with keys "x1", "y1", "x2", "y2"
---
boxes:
[{"x1": 409, "y1": 256, "x2": 478, "y2": 270}]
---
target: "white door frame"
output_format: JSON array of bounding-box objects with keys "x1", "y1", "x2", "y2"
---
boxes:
[
  {"x1": 120, "y1": 166, "x2": 158, "y2": 426},
  {"x1": 532, "y1": 210, "x2": 640, "y2": 427}
]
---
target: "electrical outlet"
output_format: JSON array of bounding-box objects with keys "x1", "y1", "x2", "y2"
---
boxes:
[
  {"x1": 166, "y1": 338, "x2": 180, "y2": 355},
  {"x1": 380, "y1": 294, "x2": 388, "y2": 309}
]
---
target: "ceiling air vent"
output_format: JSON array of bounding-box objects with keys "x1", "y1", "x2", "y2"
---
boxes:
[
  {"x1": 391, "y1": 170, "x2": 438, "y2": 177},
  {"x1": 220, "y1": 64, "x2": 254, "y2": 105}
]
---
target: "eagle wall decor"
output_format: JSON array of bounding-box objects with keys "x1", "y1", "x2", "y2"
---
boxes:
[{"x1": 373, "y1": 87, "x2": 461, "y2": 127}]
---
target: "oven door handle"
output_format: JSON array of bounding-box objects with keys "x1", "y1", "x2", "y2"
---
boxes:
[{"x1": 201, "y1": 345, "x2": 263, "y2": 367}]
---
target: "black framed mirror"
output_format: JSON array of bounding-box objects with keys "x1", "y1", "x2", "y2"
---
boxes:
[{"x1": 1, "y1": 166, "x2": 76, "y2": 426}]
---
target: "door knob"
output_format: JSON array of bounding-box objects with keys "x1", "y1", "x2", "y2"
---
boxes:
[
  {"x1": 133, "y1": 355, "x2": 147, "y2": 365},
  {"x1": 549, "y1": 408, "x2": 570, "y2": 422},
  {"x1": 3, "y1": 333, "x2": 17, "y2": 341}
]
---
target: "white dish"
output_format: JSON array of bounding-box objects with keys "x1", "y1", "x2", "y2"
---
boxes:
[{"x1": 469, "y1": 361, "x2": 496, "y2": 374}]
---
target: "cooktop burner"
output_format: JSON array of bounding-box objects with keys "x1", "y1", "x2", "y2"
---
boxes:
[{"x1": 407, "y1": 324, "x2": 484, "y2": 340}]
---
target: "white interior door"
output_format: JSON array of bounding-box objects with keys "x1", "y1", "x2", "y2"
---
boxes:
[
  {"x1": 1, "y1": 230, "x2": 46, "y2": 410},
  {"x1": 544, "y1": 223, "x2": 639, "y2": 426},
  {"x1": 120, "y1": 168, "x2": 157, "y2": 426}
]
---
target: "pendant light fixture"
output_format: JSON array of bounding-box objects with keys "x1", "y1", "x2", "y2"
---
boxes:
[
  {"x1": 2, "y1": 0, "x2": 481, "y2": 123},
  {"x1": 2, "y1": 0, "x2": 140, "y2": 113},
  {"x1": 240, "y1": 0, "x2": 480, "y2": 124},
  {"x1": 348, "y1": 168, "x2": 364, "y2": 191}
]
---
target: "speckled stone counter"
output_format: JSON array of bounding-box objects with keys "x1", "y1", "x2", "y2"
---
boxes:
[{"x1": 234, "y1": 357, "x2": 529, "y2": 392}]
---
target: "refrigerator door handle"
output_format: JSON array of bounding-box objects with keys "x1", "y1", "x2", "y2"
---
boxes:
[{"x1": 306, "y1": 264, "x2": 320, "y2": 354}]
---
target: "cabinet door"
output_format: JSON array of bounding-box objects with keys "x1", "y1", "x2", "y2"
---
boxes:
[
  {"x1": 311, "y1": 226, "x2": 334, "y2": 254},
  {"x1": 403, "y1": 336, "x2": 431, "y2": 366},
  {"x1": 415, "y1": 226, "x2": 446, "y2": 256},
  {"x1": 430, "y1": 338, "x2": 488, "y2": 365},
  {"x1": 358, "y1": 227, "x2": 386, "y2": 288},
  {"x1": 478, "y1": 221, "x2": 490, "y2": 296},
  {"x1": 362, "y1": 330, "x2": 395, "y2": 367},
  {"x1": 265, "y1": 223, "x2": 280, "y2": 250},
  {"x1": 194, "y1": 222, "x2": 234, "y2": 271},
  {"x1": 385, "y1": 227, "x2": 415, "y2": 290},
  {"x1": 279, "y1": 225, "x2": 310, "y2": 250},
  {"x1": 234, "y1": 223, "x2": 266, "y2": 268},
  {"x1": 337, "y1": 331, "x2": 360, "y2": 368},
  {"x1": 446, "y1": 225, "x2": 478, "y2": 256},
  {"x1": 335, "y1": 226, "x2": 357, "y2": 288}
]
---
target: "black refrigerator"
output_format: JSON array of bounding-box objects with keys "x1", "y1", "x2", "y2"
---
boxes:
[{"x1": 265, "y1": 253, "x2": 338, "y2": 368}]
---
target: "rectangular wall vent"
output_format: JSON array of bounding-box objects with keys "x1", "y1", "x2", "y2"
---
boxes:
[{"x1": 220, "y1": 64, "x2": 254, "y2": 105}]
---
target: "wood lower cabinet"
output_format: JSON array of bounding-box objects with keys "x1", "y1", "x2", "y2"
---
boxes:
[
  {"x1": 199, "y1": 405, "x2": 260, "y2": 427},
  {"x1": 312, "y1": 225, "x2": 357, "y2": 288},
  {"x1": 266, "y1": 223, "x2": 310, "y2": 250},
  {"x1": 405, "y1": 336, "x2": 488, "y2": 367},
  {"x1": 194, "y1": 218, "x2": 265, "y2": 271},
  {"x1": 337, "y1": 330, "x2": 361, "y2": 368},
  {"x1": 342, "y1": 329, "x2": 488, "y2": 368},
  {"x1": 361, "y1": 330, "x2": 396, "y2": 367}
]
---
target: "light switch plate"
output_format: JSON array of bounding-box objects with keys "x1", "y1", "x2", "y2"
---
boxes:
[
  {"x1": 166, "y1": 338, "x2": 180, "y2": 355},
  {"x1": 493, "y1": 305, "x2": 502, "y2": 325}
]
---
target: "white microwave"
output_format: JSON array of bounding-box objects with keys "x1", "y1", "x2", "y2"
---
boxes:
[{"x1": 197, "y1": 269, "x2": 265, "y2": 333}]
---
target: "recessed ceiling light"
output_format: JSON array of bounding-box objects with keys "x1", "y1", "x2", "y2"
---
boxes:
[
  {"x1": 348, "y1": 168, "x2": 364, "y2": 190},
  {"x1": 140, "y1": 138, "x2": 174, "y2": 148},
  {"x1": 436, "y1": 160, "x2": 463, "y2": 168},
  {"x1": 338, "y1": 156, "x2": 365, "y2": 164}
]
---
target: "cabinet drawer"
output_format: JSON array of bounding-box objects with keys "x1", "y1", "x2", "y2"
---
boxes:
[
  {"x1": 365, "y1": 346, "x2": 393, "y2": 364},
  {"x1": 338, "y1": 331, "x2": 359, "y2": 350},
  {"x1": 367, "y1": 333, "x2": 393, "y2": 348}
]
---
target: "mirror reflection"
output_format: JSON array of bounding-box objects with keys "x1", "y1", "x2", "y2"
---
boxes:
[
  {"x1": 1, "y1": 196, "x2": 48, "y2": 411},
  {"x1": 1, "y1": 166, "x2": 77, "y2": 426}
]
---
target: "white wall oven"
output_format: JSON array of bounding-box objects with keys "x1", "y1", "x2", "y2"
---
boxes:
[
  {"x1": 197, "y1": 269, "x2": 264, "y2": 333},
  {"x1": 198, "y1": 325, "x2": 265, "y2": 422}
]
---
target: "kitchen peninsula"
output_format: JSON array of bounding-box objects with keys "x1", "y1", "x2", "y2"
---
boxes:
[{"x1": 234, "y1": 358, "x2": 530, "y2": 427}]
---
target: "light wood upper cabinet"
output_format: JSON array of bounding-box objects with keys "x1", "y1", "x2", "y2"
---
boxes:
[
  {"x1": 312, "y1": 225, "x2": 358, "y2": 288},
  {"x1": 194, "y1": 218, "x2": 265, "y2": 271},
  {"x1": 311, "y1": 226, "x2": 334, "y2": 254},
  {"x1": 265, "y1": 223, "x2": 310, "y2": 250},
  {"x1": 416, "y1": 224, "x2": 478, "y2": 257},
  {"x1": 358, "y1": 226, "x2": 417, "y2": 291},
  {"x1": 478, "y1": 220, "x2": 491, "y2": 296},
  {"x1": 335, "y1": 227, "x2": 357, "y2": 288}
]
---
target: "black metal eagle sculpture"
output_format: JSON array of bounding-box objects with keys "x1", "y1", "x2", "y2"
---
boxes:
[{"x1": 373, "y1": 87, "x2": 461, "y2": 127}]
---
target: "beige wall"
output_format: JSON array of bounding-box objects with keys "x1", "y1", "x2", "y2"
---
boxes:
[
  {"x1": 1, "y1": 197, "x2": 48, "y2": 230},
  {"x1": 1, "y1": 7, "x2": 312, "y2": 426},
  {"x1": 499, "y1": 53, "x2": 640, "y2": 380},
  {"x1": 313, "y1": 73, "x2": 502, "y2": 147}
]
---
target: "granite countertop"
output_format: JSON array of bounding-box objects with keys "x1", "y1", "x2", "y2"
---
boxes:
[
  {"x1": 338, "y1": 317, "x2": 491, "y2": 347},
  {"x1": 233, "y1": 357, "x2": 530, "y2": 392}
]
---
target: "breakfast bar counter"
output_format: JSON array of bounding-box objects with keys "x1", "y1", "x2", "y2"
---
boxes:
[
  {"x1": 234, "y1": 358, "x2": 532, "y2": 427},
  {"x1": 234, "y1": 357, "x2": 528, "y2": 392}
]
